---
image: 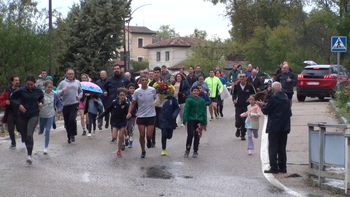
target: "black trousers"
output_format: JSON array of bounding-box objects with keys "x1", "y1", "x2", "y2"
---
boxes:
[
  {"x1": 62, "y1": 103, "x2": 78, "y2": 139},
  {"x1": 186, "y1": 120, "x2": 200, "y2": 152},
  {"x1": 268, "y1": 132, "x2": 288, "y2": 170},
  {"x1": 217, "y1": 96, "x2": 224, "y2": 115},
  {"x1": 7, "y1": 113, "x2": 23, "y2": 145},
  {"x1": 152, "y1": 107, "x2": 161, "y2": 144},
  {"x1": 235, "y1": 105, "x2": 247, "y2": 136}
]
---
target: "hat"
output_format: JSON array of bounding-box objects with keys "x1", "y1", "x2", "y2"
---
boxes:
[{"x1": 46, "y1": 76, "x2": 53, "y2": 80}]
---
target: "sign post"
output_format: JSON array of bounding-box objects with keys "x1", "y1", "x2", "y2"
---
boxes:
[{"x1": 331, "y1": 36, "x2": 347, "y2": 91}]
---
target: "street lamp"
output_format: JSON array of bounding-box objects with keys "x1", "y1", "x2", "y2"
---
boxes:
[{"x1": 124, "y1": 4, "x2": 152, "y2": 71}]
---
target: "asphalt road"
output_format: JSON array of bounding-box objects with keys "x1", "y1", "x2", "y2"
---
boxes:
[{"x1": 0, "y1": 95, "x2": 340, "y2": 197}]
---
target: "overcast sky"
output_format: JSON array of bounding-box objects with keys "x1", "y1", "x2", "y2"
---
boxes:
[{"x1": 37, "y1": 0, "x2": 231, "y2": 39}]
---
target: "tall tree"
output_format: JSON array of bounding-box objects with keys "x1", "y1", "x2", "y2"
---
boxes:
[
  {"x1": 58, "y1": 0, "x2": 131, "y2": 80},
  {"x1": 190, "y1": 28, "x2": 208, "y2": 39},
  {"x1": 156, "y1": 25, "x2": 180, "y2": 38}
]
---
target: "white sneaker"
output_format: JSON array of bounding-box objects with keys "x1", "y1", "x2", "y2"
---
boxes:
[
  {"x1": 43, "y1": 148, "x2": 48, "y2": 154},
  {"x1": 93, "y1": 130, "x2": 96, "y2": 136},
  {"x1": 87, "y1": 133, "x2": 92, "y2": 137},
  {"x1": 248, "y1": 149, "x2": 252, "y2": 155},
  {"x1": 181, "y1": 124, "x2": 184, "y2": 127},
  {"x1": 26, "y1": 155, "x2": 33, "y2": 164}
]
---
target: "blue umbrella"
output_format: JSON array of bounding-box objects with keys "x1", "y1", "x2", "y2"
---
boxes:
[
  {"x1": 80, "y1": 82, "x2": 103, "y2": 93},
  {"x1": 303, "y1": 60, "x2": 317, "y2": 65}
]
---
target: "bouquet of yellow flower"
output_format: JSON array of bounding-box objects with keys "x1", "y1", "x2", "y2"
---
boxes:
[{"x1": 152, "y1": 81, "x2": 175, "y2": 106}]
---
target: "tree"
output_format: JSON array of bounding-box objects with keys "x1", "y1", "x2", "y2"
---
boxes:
[
  {"x1": 130, "y1": 59, "x2": 149, "y2": 74},
  {"x1": 156, "y1": 25, "x2": 180, "y2": 38},
  {"x1": 190, "y1": 28, "x2": 207, "y2": 39},
  {"x1": 58, "y1": 0, "x2": 131, "y2": 80},
  {"x1": 0, "y1": 0, "x2": 50, "y2": 89}
]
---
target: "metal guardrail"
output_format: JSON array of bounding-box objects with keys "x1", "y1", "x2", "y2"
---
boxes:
[{"x1": 308, "y1": 122, "x2": 350, "y2": 194}]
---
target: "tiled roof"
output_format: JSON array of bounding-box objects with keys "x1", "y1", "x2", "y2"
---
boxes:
[
  {"x1": 126, "y1": 26, "x2": 155, "y2": 34},
  {"x1": 143, "y1": 37, "x2": 204, "y2": 49},
  {"x1": 224, "y1": 60, "x2": 248, "y2": 70},
  {"x1": 168, "y1": 64, "x2": 185, "y2": 70}
]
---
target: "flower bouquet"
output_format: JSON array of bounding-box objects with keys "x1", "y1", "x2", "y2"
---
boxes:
[{"x1": 152, "y1": 81, "x2": 175, "y2": 107}]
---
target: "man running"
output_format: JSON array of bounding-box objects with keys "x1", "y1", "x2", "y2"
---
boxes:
[{"x1": 204, "y1": 69, "x2": 223, "y2": 120}]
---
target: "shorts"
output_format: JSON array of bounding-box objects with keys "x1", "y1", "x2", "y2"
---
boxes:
[
  {"x1": 136, "y1": 116, "x2": 156, "y2": 126},
  {"x1": 210, "y1": 97, "x2": 218, "y2": 103},
  {"x1": 285, "y1": 92, "x2": 294, "y2": 100},
  {"x1": 78, "y1": 101, "x2": 85, "y2": 109},
  {"x1": 111, "y1": 125, "x2": 126, "y2": 129}
]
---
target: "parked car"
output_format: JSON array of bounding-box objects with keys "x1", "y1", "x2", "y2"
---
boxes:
[{"x1": 296, "y1": 64, "x2": 350, "y2": 101}]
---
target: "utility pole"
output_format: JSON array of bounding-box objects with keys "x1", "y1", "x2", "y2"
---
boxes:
[{"x1": 49, "y1": 0, "x2": 53, "y2": 76}]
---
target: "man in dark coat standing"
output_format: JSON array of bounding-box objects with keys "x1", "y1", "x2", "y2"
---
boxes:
[
  {"x1": 257, "y1": 82, "x2": 291, "y2": 174},
  {"x1": 96, "y1": 70, "x2": 109, "y2": 129}
]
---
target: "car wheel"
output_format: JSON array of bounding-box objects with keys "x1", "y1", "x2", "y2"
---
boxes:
[
  {"x1": 318, "y1": 97, "x2": 325, "y2": 100},
  {"x1": 297, "y1": 95, "x2": 306, "y2": 102}
]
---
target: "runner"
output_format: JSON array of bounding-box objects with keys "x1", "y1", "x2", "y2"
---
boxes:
[
  {"x1": 79, "y1": 73, "x2": 89, "y2": 135},
  {"x1": 204, "y1": 69, "x2": 223, "y2": 120},
  {"x1": 127, "y1": 75, "x2": 156, "y2": 158},
  {"x1": 125, "y1": 83, "x2": 137, "y2": 148}
]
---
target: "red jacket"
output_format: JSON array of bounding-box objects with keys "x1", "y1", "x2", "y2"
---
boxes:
[{"x1": 0, "y1": 89, "x2": 10, "y2": 108}]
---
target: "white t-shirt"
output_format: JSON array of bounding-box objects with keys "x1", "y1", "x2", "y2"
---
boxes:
[{"x1": 132, "y1": 87, "x2": 156, "y2": 118}]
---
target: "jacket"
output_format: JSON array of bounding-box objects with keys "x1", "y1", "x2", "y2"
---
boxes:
[
  {"x1": 0, "y1": 85, "x2": 21, "y2": 122},
  {"x1": 229, "y1": 69, "x2": 241, "y2": 82},
  {"x1": 186, "y1": 73, "x2": 197, "y2": 86},
  {"x1": 172, "y1": 80, "x2": 191, "y2": 104},
  {"x1": 183, "y1": 95, "x2": 207, "y2": 126},
  {"x1": 199, "y1": 92, "x2": 212, "y2": 106},
  {"x1": 232, "y1": 82, "x2": 256, "y2": 107},
  {"x1": 261, "y1": 91, "x2": 291, "y2": 133},
  {"x1": 247, "y1": 76, "x2": 263, "y2": 91},
  {"x1": 126, "y1": 93, "x2": 137, "y2": 118},
  {"x1": 104, "y1": 74, "x2": 130, "y2": 107},
  {"x1": 10, "y1": 86, "x2": 44, "y2": 119},
  {"x1": 39, "y1": 91, "x2": 63, "y2": 118},
  {"x1": 159, "y1": 96, "x2": 180, "y2": 130},
  {"x1": 275, "y1": 71, "x2": 297, "y2": 94},
  {"x1": 241, "y1": 104, "x2": 262, "y2": 130},
  {"x1": 204, "y1": 76, "x2": 223, "y2": 98},
  {"x1": 95, "y1": 78, "x2": 107, "y2": 107},
  {"x1": 98, "y1": 98, "x2": 129, "y2": 127},
  {"x1": 84, "y1": 94, "x2": 103, "y2": 115},
  {"x1": 160, "y1": 71, "x2": 171, "y2": 81}
]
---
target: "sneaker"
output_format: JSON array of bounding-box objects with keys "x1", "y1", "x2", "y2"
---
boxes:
[
  {"x1": 116, "y1": 151, "x2": 122, "y2": 158},
  {"x1": 71, "y1": 136, "x2": 75, "y2": 142},
  {"x1": 105, "y1": 121, "x2": 109, "y2": 129},
  {"x1": 52, "y1": 122, "x2": 56, "y2": 129},
  {"x1": 93, "y1": 130, "x2": 96, "y2": 136},
  {"x1": 141, "y1": 151, "x2": 146, "y2": 158},
  {"x1": 241, "y1": 136, "x2": 246, "y2": 141},
  {"x1": 220, "y1": 113, "x2": 223, "y2": 117},
  {"x1": 82, "y1": 130, "x2": 86, "y2": 136},
  {"x1": 184, "y1": 150, "x2": 190, "y2": 158},
  {"x1": 193, "y1": 151, "x2": 198, "y2": 158},
  {"x1": 44, "y1": 148, "x2": 48, "y2": 155},
  {"x1": 210, "y1": 117, "x2": 214, "y2": 121},
  {"x1": 125, "y1": 138, "x2": 129, "y2": 146},
  {"x1": 151, "y1": 141, "x2": 156, "y2": 148},
  {"x1": 146, "y1": 139, "x2": 152, "y2": 149},
  {"x1": 110, "y1": 138, "x2": 116, "y2": 143},
  {"x1": 248, "y1": 149, "x2": 252, "y2": 155},
  {"x1": 161, "y1": 149, "x2": 167, "y2": 156},
  {"x1": 235, "y1": 129, "x2": 240, "y2": 137},
  {"x1": 26, "y1": 155, "x2": 33, "y2": 165},
  {"x1": 9, "y1": 144, "x2": 16, "y2": 149},
  {"x1": 128, "y1": 141, "x2": 133, "y2": 148},
  {"x1": 67, "y1": 138, "x2": 71, "y2": 144},
  {"x1": 181, "y1": 124, "x2": 184, "y2": 127},
  {"x1": 98, "y1": 123, "x2": 102, "y2": 130},
  {"x1": 87, "y1": 133, "x2": 91, "y2": 137},
  {"x1": 121, "y1": 144, "x2": 125, "y2": 151}
]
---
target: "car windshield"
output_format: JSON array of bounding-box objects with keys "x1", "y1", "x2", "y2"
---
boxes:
[{"x1": 301, "y1": 68, "x2": 330, "y2": 77}]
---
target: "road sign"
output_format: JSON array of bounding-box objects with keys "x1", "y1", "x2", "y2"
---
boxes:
[{"x1": 331, "y1": 36, "x2": 347, "y2": 52}]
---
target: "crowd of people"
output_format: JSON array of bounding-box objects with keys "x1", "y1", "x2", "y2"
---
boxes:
[{"x1": 0, "y1": 61, "x2": 294, "y2": 174}]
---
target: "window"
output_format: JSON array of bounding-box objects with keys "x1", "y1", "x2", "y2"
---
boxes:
[
  {"x1": 156, "y1": 52, "x2": 161, "y2": 61},
  {"x1": 138, "y1": 38, "x2": 144, "y2": 48},
  {"x1": 165, "y1": 51, "x2": 170, "y2": 61},
  {"x1": 138, "y1": 56, "x2": 143, "y2": 62}
]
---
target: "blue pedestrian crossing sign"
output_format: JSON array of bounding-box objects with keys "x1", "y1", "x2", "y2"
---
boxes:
[{"x1": 331, "y1": 36, "x2": 347, "y2": 52}]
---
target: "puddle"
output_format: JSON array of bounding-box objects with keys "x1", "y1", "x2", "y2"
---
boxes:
[{"x1": 142, "y1": 163, "x2": 194, "y2": 179}]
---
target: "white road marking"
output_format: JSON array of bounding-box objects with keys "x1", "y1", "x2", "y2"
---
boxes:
[{"x1": 260, "y1": 115, "x2": 304, "y2": 197}]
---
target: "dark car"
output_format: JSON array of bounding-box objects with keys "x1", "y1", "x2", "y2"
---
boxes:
[{"x1": 296, "y1": 64, "x2": 350, "y2": 101}]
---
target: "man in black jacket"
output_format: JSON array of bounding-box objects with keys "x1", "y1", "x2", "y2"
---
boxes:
[
  {"x1": 96, "y1": 70, "x2": 108, "y2": 129},
  {"x1": 232, "y1": 73, "x2": 256, "y2": 140},
  {"x1": 257, "y1": 82, "x2": 291, "y2": 174},
  {"x1": 247, "y1": 69, "x2": 263, "y2": 91}
]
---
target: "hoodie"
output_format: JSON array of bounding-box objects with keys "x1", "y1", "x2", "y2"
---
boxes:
[
  {"x1": 56, "y1": 78, "x2": 83, "y2": 106},
  {"x1": 39, "y1": 91, "x2": 63, "y2": 118},
  {"x1": 261, "y1": 91, "x2": 291, "y2": 133},
  {"x1": 183, "y1": 95, "x2": 207, "y2": 126}
]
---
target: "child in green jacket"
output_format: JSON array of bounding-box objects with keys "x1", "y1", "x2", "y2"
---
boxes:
[{"x1": 183, "y1": 86, "x2": 207, "y2": 158}]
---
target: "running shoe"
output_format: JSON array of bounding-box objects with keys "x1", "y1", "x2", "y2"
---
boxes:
[
  {"x1": 110, "y1": 138, "x2": 116, "y2": 143},
  {"x1": 87, "y1": 133, "x2": 92, "y2": 137},
  {"x1": 146, "y1": 139, "x2": 152, "y2": 149},
  {"x1": 184, "y1": 150, "x2": 189, "y2": 158},
  {"x1": 210, "y1": 117, "x2": 214, "y2": 121},
  {"x1": 141, "y1": 151, "x2": 146, "y2": 158},
  {"x1": 52, "y1": 122, "x2": 56, "y2": 129},
  {"x1": 98, "y1": 123, "x2": 102, "y2": 130},
  {"x1": 82, "y1": 130, "x2": 86, "y2": 136},
  {"x1": 161, "y1": 149, "x2": 167, "y2": 156},
  {"x1": 125, "y1": 138, "x2": 129, "y2": 146},
  {"x1": 241, "y1": 136, "x2": 246, "y2": 141},
  {"x1": 193, "y1": 152, "x2": 198, "y2": 158},
  {"x1": 121, "y1": 144, "x2": 125, "y2": 151},
  {"x1": 9, "y1": 144, "x2": 16, "y2": 149},
  {"x1": 248, "y1": 149, "x2": 252, "y2": 155},
  {"x1": 26, "y1": 155, "x2": 33, "y2": 165},
  {"x1": 128, "y1": 141, "x2": 133, "y2": 148},
  {"x1": 71, "y1": 136, "x2": 75, "y2": 142},
  {"x1": 116, "y1": 151, "x2": 122, "y2": 158},
  {"x1": 93, "y1": 130, "x2": 96, "y2": 136},
  {"x1": 235, "y1": 129, "x2": 240, "y2": 137},
  {"x1": 44, "y1": 148, "x2": 48, "y2": 155}
]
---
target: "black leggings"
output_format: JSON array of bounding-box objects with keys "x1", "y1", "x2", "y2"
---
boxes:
[
  {"x1": 63, "y1": 103, "x2": 78, "y2": 139},
  {"x1": 235, "y1": 106, "x2": 247, "y2": 136},
  {"x1": 20, "y1": 116, "x2": 38, "y2": 156},
  {"x1": 87, "y1": 112, "x2": 97, "y2": 133},
  {"x1": 161, "y1": 129, "x2": 174, "y2": 150},
  {"x1": 186, "y1": 120, "x2": 200, "y2": 152}
]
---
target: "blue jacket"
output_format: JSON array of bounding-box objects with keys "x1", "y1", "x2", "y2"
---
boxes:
[
  {"x1": 172, "y1": 80, "x2": 190, "y2": 104},
  {"x1": 275, "y1": 71, "x2": 297, "y2": 94},
  {"x1": 159, "y1": 96, "x2": 180, "y2": 130},
  {"x1": 261, "y1": 91, "x2": 291, "y2": 133},
  {"x1": 199, "y1": 92, "x2": 212, "y2": 106}
]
